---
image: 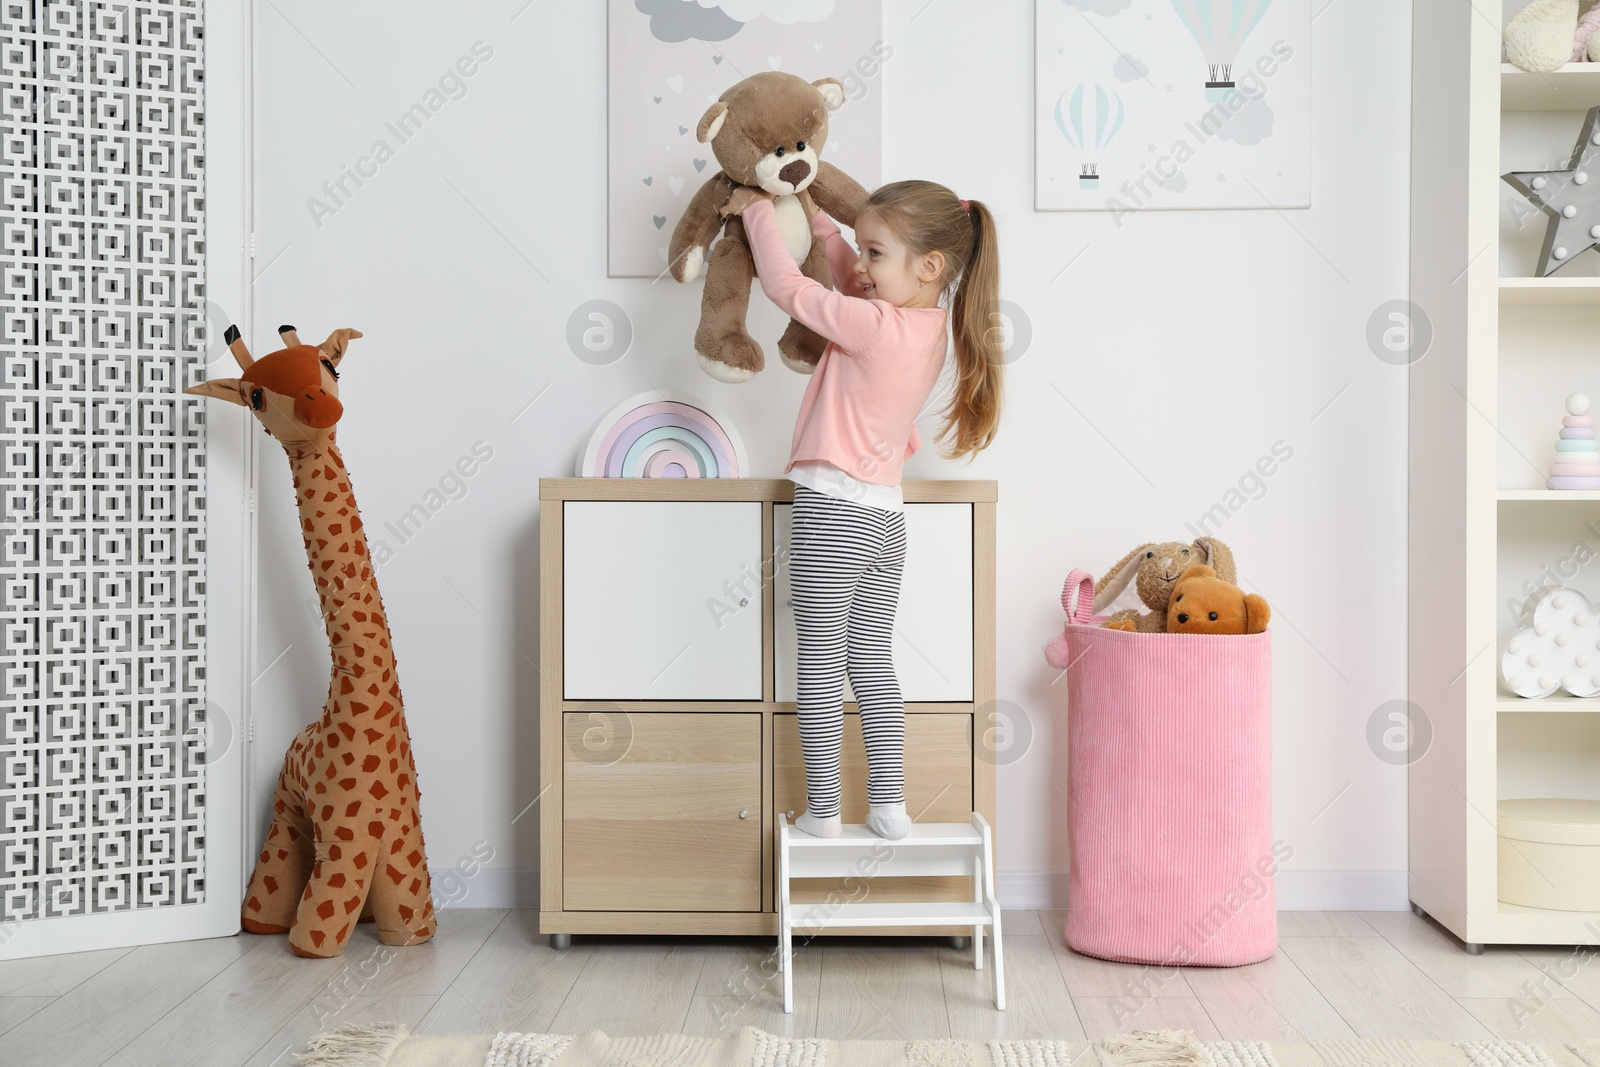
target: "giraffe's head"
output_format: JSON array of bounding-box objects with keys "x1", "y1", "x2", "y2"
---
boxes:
[{"x1": 185, "y1": 324, "x2": 362, "y2": 448}]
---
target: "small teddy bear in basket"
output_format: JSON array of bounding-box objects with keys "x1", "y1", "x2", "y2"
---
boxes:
[{"x1": 1161, "y1": 563, "x2": 1270, "y2": 635}]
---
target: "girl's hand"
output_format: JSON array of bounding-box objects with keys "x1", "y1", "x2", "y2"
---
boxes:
[
  {"x1": 797, "y1": 189, "x2": 819, "y2": 218},
  {"x1": 721, "y1": 186, "x2": 775, "y2": 217}
]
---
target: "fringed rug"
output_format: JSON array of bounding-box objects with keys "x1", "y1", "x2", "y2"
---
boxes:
[{"x1": 292, "y1": 1022, "x2": 1600, "y2": 1067}]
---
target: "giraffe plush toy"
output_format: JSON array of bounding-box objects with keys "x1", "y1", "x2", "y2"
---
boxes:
[{"x1": 186, "y1": 324, "x2": 435, "y2": 958}]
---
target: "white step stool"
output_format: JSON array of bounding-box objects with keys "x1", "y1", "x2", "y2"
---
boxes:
[{"x1": 776, "y1": 811, "x2": 1005, "y2": 1013}]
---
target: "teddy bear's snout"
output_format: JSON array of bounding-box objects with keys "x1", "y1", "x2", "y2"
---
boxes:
[{"x1": 779, "y1": 159, "x2": 812, "y2": 188}]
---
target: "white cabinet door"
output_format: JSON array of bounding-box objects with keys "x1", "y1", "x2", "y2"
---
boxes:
[
  {"x1": 774, "y1": 503, "x2": 973, "y2": 703},
  {"x1": 564, "y1": 501, "x2": 763, "y2": 700}
]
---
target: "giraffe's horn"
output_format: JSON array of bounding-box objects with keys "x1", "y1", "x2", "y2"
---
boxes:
[
  {"x1": 223, "y1": 324, "x2": 253, "y2": 370},
  {"x1": 278, "y1": 324, "x2": 301, "y2": 347}
]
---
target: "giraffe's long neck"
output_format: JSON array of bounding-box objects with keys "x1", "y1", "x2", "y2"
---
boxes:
[{"x1": 286, "y1": 442, "x2": 404, "y2": 727}]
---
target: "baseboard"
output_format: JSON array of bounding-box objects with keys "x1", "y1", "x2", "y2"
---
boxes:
[
  {"x1": 1273, "y1": 869, "x2": 1409, "y2": 911},
  {"x1": 432, "y1": 867, "x2": 1411, "y2": 913}
]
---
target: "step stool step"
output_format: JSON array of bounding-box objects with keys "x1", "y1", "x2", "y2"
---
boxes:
[
  {"x1": 786, "y1": 901, "x2": 994, "y2": 928},
  {"x1": 787, "y1": 841, "x2": 984, "y2": 879},
  {"x1": 784, "y1": 822, "x2": 982, "y2": 848}
]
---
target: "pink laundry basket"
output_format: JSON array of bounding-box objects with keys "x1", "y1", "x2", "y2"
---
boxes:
[{"x1": 1050, "y1": 569, "x2": 1277, "y2": 967}]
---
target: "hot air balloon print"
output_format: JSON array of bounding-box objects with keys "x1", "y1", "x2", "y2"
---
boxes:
[
  {"x1": 1170, "y1": 0, "x2": 1272, "y2": 103},
  {"x1": 1054, "y1": 82, "x2": 1125, "y2": 190}
]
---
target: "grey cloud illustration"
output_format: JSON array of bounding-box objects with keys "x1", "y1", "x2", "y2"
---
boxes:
[
  {"x1": 1215, "y1": 98, "x2": 1275, "y2": 146},
  {"x1": 1113, "y1": 53, "x2": 1149, "y2": 81},
  {"x1": 1065, "y1": 0, "x2": 1133, "y2": 14},
  {"x1": 636, "y1": 0, "x2": 745, "y2": 43}
]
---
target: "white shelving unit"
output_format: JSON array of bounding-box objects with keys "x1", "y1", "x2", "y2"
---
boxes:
[{"x1": 1410, "y1": 6, "x2": 1600, "y2": 948}]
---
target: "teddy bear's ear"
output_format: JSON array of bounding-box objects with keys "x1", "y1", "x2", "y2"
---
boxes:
[
  {"x1": 1243, "y1": 593, "x2": 1271, "y2": 634},
  {"x1": 1176, "y1": 564, "x2": 1215, "y2": 585},
  {"x1": 812, "y1": 78, "x2": 846, "y2": 111},
  {"x1": 1093, "y1": 543, "x2": 1154, "y2": 613},
  {"x1": 698, "y1": 101, "x2": 729, "y2": 144}
]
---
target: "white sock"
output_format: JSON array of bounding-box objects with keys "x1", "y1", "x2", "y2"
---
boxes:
[
  {"x1": 795, "y1": 811, "x2": 841, "y2": 838},
  {"x1": 867, "y1": 802, "x2": 910, "y2": 840}
]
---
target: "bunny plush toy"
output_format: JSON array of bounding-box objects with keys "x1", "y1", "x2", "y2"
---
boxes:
[{"x1": 1095, "y1": 538, "x2": 1237, "y2": 634}]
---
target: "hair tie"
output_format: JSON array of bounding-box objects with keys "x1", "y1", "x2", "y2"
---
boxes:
[{"x1": 960, "y1": 198, "x2": 970, "y2": 213}]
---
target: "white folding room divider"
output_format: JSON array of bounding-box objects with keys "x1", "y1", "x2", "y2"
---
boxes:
[{"x1": 1, "y1": 0, "x2": 250, "y2": 959}]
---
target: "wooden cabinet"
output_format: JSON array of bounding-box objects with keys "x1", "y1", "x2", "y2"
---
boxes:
[
  {"x1": 563, "y1": 713, "x2": 761, "y2": 912},
  {"x1": 539, "y1": 478, "x2": 996, "y2": 938},
  {"x1": 773, "y1": 502, "x2": 974, "y2": 703}
]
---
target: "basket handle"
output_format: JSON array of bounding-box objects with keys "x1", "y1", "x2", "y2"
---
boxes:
[{"x1": 1060, "y1": 569, "x2": 1096, "y2": 625}]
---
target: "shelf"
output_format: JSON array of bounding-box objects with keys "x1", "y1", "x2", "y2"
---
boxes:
[
  {"x1": 1497, "y1": 490, "x2": 1600, "y2": 501},
  {"x1": 1497, "y1": 694, "x2": 1600, "y2": 712},
  {"x1": 1502, "y1": 63, "x2": 1600, "y2": 111},
  {"x1": 1481, "y1": 904, "x2": 1600, "y2": 944},
  {"x1": 1499, "y1": 277, "x2": 1600, "y2": 304}
]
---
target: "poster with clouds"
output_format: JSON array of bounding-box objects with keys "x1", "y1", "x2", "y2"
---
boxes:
[
  {"x1": 1036, "y1": 0, "x2": 1309, "y2": 212},
  {"x1": 609, "y1": 0, "x2": 885, "y2": 278}
]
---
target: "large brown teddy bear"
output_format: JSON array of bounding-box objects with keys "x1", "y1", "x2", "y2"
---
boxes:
[
  {"x1": 1165, "y1": 564, "x2": 1271, "y2": 635},
  {"x1": 1095, "y1": 538, "x2": 1237, "y2": 633},
  {"x1": 669, "y1": 71, "x2": 869, "y2": 383}
]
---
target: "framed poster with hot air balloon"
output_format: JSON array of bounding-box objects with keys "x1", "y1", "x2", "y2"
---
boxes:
[{"x1": 1035, "y1": 0, "x2": 1309, "y2": 212}]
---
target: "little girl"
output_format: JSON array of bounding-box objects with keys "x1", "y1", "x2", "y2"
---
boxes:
[{"x1": 723, "y1": 180, "x2": 1004, "y2": 839}]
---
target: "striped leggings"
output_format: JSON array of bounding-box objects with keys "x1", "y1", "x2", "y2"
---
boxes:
[{"x1": 789, "y1": 484, "x2": 907, "y2": 817}]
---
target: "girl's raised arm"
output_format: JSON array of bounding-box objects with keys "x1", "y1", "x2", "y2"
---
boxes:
[
  {"x1": 741, "y1": 197, "x2": 889, "y2": 356},
  {"x1": 808, "y1": 209, "x2": 865, "y2": 294}
]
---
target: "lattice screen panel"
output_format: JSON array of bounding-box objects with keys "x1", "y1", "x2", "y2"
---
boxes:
[{"x1": 1, "y1": 0, "x2": 208, "y2": 922}]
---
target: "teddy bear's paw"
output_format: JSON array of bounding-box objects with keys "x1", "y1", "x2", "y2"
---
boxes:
[
  {"x1": 695, "y1": 323, "x2": 763, "y2": 382},
  {"x1": 697, "y1": 350, "x2": 759, "y2": 384},
  {"x1": 778, "y1": 321, "x2": 826, "y2": 374},
  {"x1": 674, "y1": 245, "x2": 705, "y2": 283},
  {"x1": 1506, "y1": 0, "x2": 1580, "y2": 72},
  {"x1": 779, "y1": 350, "x2": 819, "y2": 375}
]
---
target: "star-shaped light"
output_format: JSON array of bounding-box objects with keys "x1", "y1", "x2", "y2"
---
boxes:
[{"x1": 1503, "y1": 105, "x2": 1600, "y2": 278}]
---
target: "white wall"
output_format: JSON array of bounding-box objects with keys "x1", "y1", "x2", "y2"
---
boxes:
[{"x1": 249, "y1": 0, "x2": 1412, "y2": 911}]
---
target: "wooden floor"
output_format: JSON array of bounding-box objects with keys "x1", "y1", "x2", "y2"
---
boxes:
[{"x1": 2, "y1": 909, "x2": 1599, "y2": 1066}]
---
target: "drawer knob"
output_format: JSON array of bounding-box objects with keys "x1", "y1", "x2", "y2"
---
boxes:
[
  {"x1": 739, "y1": 597, "x2": 749, "y2": 607},
  {"x1": 739, "y1": 809, "x2": 749, "y2": 819},
  {"x1": 786, "y1": 809, "x2": 794, "y2": 819}
]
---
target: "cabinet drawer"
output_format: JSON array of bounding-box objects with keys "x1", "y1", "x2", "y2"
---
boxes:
[
  {"x1": 563, "y1": 501, "x2": 763, "y2": 700},
  {"x1": 563, "y1": 712, "x2": 762, "y2": 911},
  {"x1": 772, "y1": 712, "x2": 974, "y2": 910},
  {"x1": 774, "y1": 503, "x2": 973, "y2": 702}
]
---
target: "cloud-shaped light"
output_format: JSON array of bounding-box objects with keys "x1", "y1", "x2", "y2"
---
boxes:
[{"x1": 1501, "y1": 587, "x2": 1600, "y2": 698}]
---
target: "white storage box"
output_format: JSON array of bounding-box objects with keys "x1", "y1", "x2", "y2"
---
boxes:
[{"x1": 1498, "y1": 798, "x2": 1600, "y2": 912}]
